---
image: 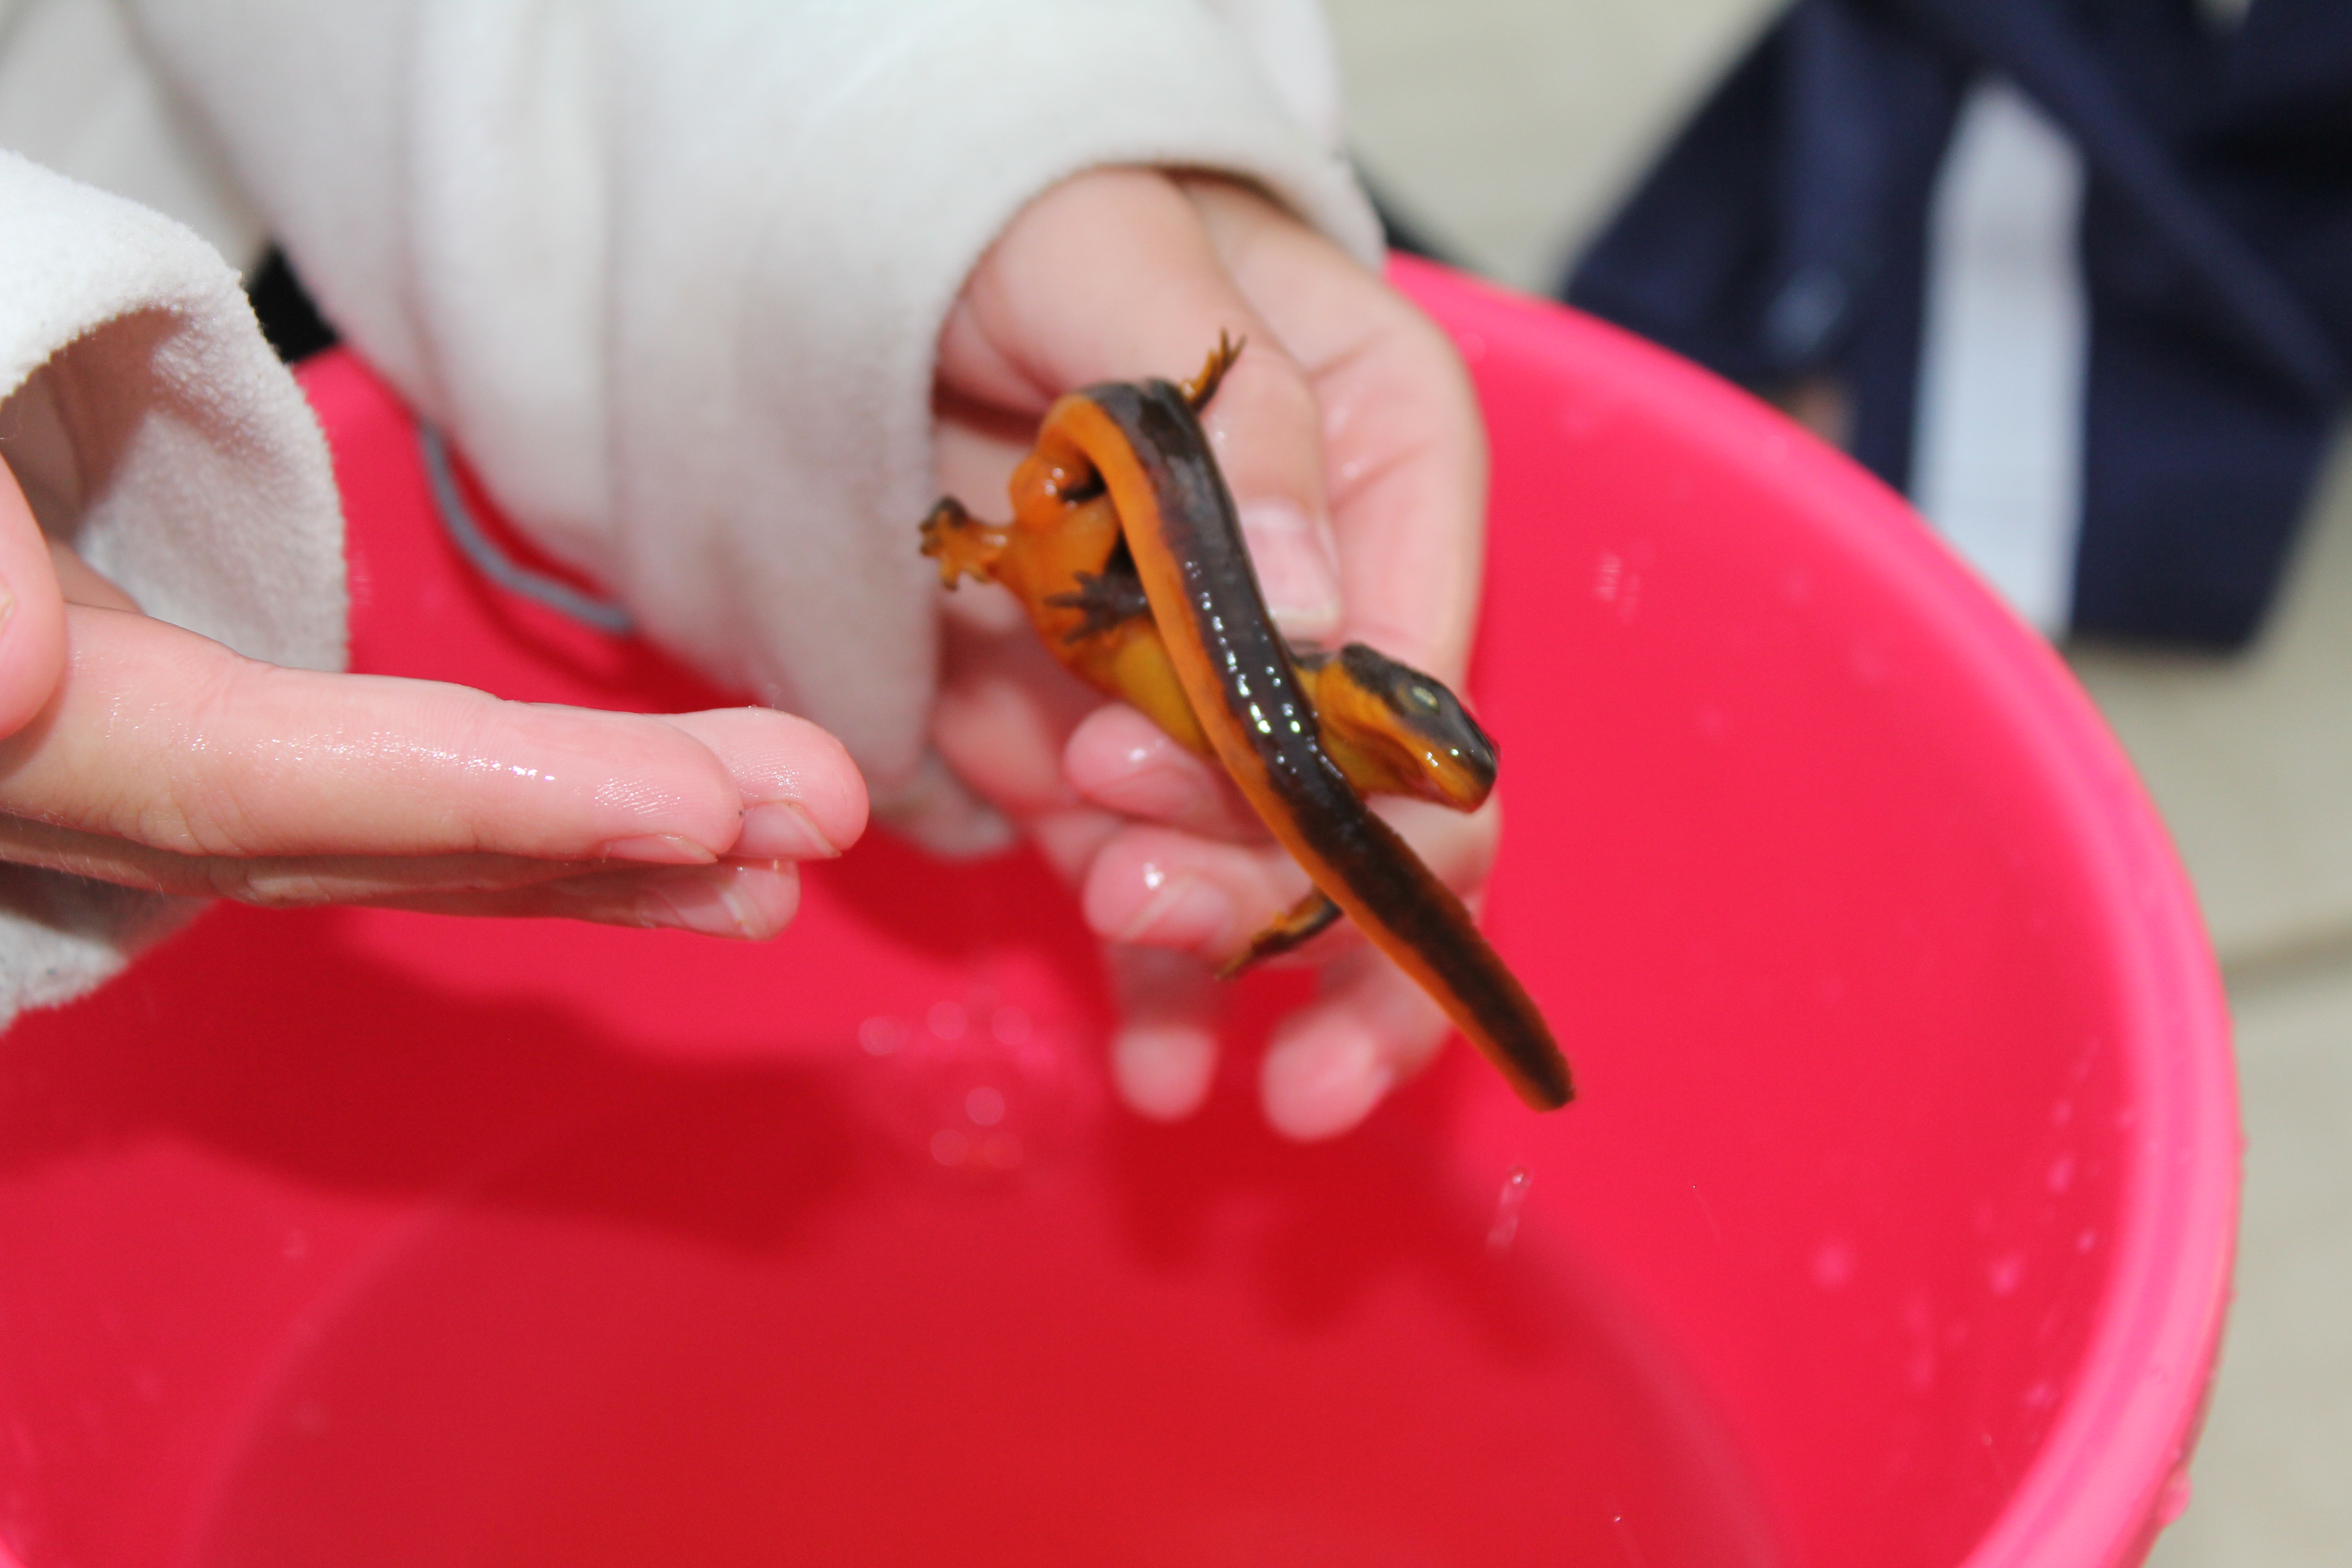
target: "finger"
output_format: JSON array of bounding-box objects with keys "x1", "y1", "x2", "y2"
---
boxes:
[
  {"x1": 1061, "y1": 703, "x2": 1254, "y2": 840},
  {"x1": 1180, "y1": 179, "x2": 1489, "y2": 682},
  {"x1": 1079, "y1": 796, "x2": 1500, "y2": 967},
  {"x1": 930, "y1": 610, "x2": 1097, "y2": 822},
  {"x1": 1314, "y1": 301, "x2": 1485, "y2": 682},
  {"x1": 0, "y1": 606, "x2": 855, "y2": 864},
  {"x1": 1081, "y1": 824, "x2": 1299, "y2": 960},
  {"x1": 0, "y1": 810, "x2": 600, "y2": 902},
  {"x1": 380, "y1": 859, "x2": 804, "y2": 939},
  {"x1": 941, "y1": 167, "x2": 1345, "y2": 642},
  {"x1": 0, "y1": 461, "x2": 68, "y2": 739},
  {"x1": 1107, "y1": 945, "x2": 1223, "y2": 1121},
  {"x1": 1259, "y1": 946, "x2": 1453, "y2": 1141},
  {"x1": 0, "y1": 801, "x2": 804, "y2": 936},
  {"x1": 656, "y1": 706, "x2": 867, "y2": 859}
]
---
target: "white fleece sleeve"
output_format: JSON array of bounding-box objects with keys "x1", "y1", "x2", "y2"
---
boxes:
[
  {"x1": 120, "y1": 0, "x2": 1381, "y2": 796},
  {"x1": 0, "y1": 149, "x2": 346, "y2": 1026}
]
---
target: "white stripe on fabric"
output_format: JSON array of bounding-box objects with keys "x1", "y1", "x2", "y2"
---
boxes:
[{"x1": 1911, "y1": 77, "x2": 2089, "y2": 636}]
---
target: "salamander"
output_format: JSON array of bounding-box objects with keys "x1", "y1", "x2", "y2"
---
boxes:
[{"x1": 921, "y1": 337, "x2": 1570, "y2": 1111}]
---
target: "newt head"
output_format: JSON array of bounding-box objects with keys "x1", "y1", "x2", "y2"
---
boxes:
[{"x1": 1301, "y1": 642, "x2": 1499, "y2": 811}]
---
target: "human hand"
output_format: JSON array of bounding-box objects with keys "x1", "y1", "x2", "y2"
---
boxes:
[
  {"x1": 0, "y1": 458, "x2": 865, "y2": 933},
  {"x1": 929, "y1": 168, "x2": 1495, "y2": 1140}
]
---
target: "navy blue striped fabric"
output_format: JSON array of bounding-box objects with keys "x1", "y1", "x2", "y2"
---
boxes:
[{"x1": 1564, "y1": 0, "x2": 2352, "y2": 647}]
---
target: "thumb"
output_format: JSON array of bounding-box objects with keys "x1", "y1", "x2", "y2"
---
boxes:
[
  {"x1": 938, "y1": 167, "x2": 1344, "y2": 643},
  {"x1": 0, "y1": 458, "x2": 68, "y2": 740}
]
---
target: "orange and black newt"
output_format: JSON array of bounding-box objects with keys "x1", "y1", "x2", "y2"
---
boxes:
[{"x1": 922, "y1": 337, "x2": 1569, "y2": 1111}]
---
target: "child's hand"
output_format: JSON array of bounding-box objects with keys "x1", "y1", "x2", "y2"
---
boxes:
[
  {"x1": 929, "y1": 168, "x2": 1495, "y2": 1141},
  {"x1": 0, "y1": 461, "x2": 866, "y2": 933}
]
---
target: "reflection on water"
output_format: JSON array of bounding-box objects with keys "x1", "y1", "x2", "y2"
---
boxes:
[
  {"x1": 186, "y1": 1051, "x2": 1778, "y2": 1568},
  {"x1": 1487, "y1": 1166, "x2": 1533, "y2": 1257}
]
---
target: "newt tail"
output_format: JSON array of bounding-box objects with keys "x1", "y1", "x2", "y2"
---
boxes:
[{"x1": 921, "y1": 338, "x2": 1569, "y2": 1110}]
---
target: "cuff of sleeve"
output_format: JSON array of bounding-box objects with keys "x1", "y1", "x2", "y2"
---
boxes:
[
  {"x1": 0, "y1": 150, "x2": 346, "y2": 1027},
  {"x1": 602, "y1": 0, "x2": 1380, "y2": 789}
]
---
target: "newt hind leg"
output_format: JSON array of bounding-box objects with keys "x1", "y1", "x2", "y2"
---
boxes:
[
  {"x1": 1044, "y1": 563, "x2": 1152, "y2": 643},
  {"x1": 1218, "y1": 890, "x2": 1345, "y2": 979},
  {"x1": 919, "y1": 496, "x2": 1011, "y2": 588},
  {"x1": 1181, "y1": 332, "x2": 1245, "y2": 412}
]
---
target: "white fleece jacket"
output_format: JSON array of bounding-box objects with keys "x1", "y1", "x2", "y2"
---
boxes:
[{"x1": 0, "y1": 0, "x2": 1380, "y2": 1026}]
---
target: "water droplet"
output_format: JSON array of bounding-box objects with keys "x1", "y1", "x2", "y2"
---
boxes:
[
  {"x1": 2023, "y1": 1379, "x2": 2058, "y2": 1411},
  {"x1": 1594, "y1": 553, "x2": 1623, "y2": 603},
  {"x1": 858, "y1": 1016, "x2": 907, "y2": 1057},
  {"x1": 1988, "y1": 1253, "x2": 2026, "y2": 1296},
  {"x1": 990, "y1": 1007, "x2": 1031, "y2": 1046},
  {"x1": 927, "y1": 1001, "x2": 967, "y2": 1042},
  {"x1": 966, "y1": 1085, "x2": 1005, "y2": 1127},
  {"x1": 2075, "y1": 1228, "x2": 2099, "y2": 1254},
  {"x1": 1486, "y1": 1166, "x2": 1532, "y2": 1256},
  {"x1": 930, "y1": 1129, "x2": 970, "y2": 1167},
  {"x1": 1812, "y1": 1238, "x2": 1856, "y2": 1290},
  {"x1": 2047, "y1": 1153, "x2": 2076, "y2": 1195}
]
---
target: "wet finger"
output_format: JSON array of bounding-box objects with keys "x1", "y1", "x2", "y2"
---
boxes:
[
  {"x1": 1061, "y1": 703, "x2": 1254, "y2": 840},
  {"x1": 1080, "y1": 823, "x2": 1308, "y2": 962},
  {"x1": 1259, "y1": 946, "x2": 1452, "y2": 1141},
  {"x1": 1107, "y1": 945, "x2": 1224, "y2": 1121},
  {"x1": 657, "y1": 706, "x2": 867, "y2": 859},
  {"x1": 0, "y1": 607, "x2": 784, "y2": 863},
  {"x1": 384, "y1": 859, "x2": 804, "y2": 939},
  {"x1": 1179, "y1": 179, "x2": 1488, "y2": 681}
]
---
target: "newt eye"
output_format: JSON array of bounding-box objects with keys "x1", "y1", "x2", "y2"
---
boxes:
[{"x1": 1406, "y1": 684, "x2": 1440, "y2": 712}]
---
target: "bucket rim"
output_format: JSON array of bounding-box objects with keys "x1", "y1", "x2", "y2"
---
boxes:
[{"x1": 1388, "y1": 255, "x2": 2241, "y2": 1568}]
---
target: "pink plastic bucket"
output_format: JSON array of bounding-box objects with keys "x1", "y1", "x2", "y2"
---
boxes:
[{"x1": 0, "y1": 260, "x2": 2234, "y2": 1567}]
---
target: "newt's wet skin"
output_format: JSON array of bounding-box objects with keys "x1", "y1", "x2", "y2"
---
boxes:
[{"x1": 921, "y1": 338, "x2": 1569, "y2": 1111}]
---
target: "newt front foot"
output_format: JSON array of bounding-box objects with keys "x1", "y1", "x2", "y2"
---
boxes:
[
  {"x1": 919, "y1": 496, "x2": 1009, "y2": 587},
  {"x1": 1218, "y1": 890, "x2": 1345, "y2": 978}
]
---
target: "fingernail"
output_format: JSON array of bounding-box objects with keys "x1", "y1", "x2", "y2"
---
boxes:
[
  {"x1": 1237, "y1": 497, "x2": 1342, "y2": 640},
  {"x1": 1113, "y1": 866, "x2": 1233, "y2": 949},
  {"x1": 598, "y1": 833, "x2": 720, "y2": 865},
  {"x1": 734, "y1": 800, "x2": 838, "y2": 859},
  {"x1": 637, "y1": 867, "x2": 764, "y2": 938}
]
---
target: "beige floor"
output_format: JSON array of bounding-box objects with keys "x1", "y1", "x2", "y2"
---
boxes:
[{"x1": 1322, "y1": 2, "x2": 2352, "y2": 1562}]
